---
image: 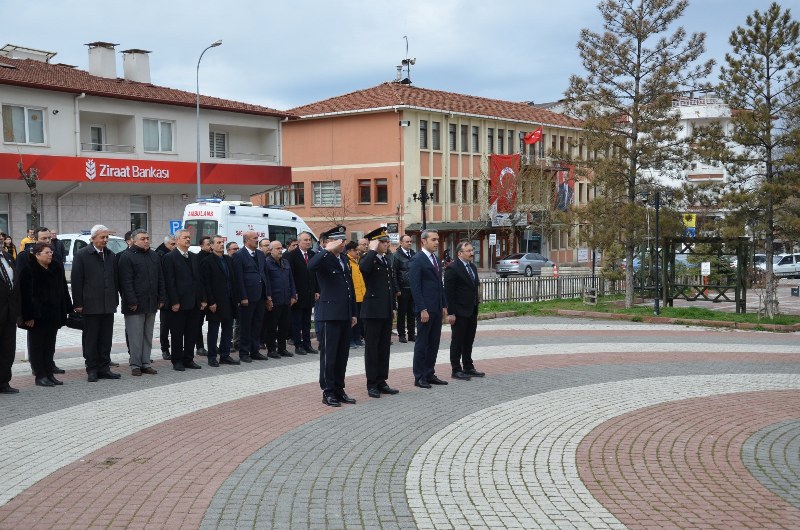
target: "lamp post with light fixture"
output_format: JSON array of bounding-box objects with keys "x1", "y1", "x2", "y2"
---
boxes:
[
  {"x1": 196, "y1": 39, "x2": 222, "y2": 199},
  {"x1": 412, "y1": 183, "x2": 434, "y2": 230}
]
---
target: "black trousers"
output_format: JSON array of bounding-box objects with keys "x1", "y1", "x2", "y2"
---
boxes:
[
  {"x1": 291, "y1": 306, "x2": 313, "y2": 349},
  {"x1": 397, "y1": 289, "x2": 415, "y2": 337},
  {"x1": 265, "y1": 304, "x2": 291, "y2": 351},
  {"x1": 449, "y1": 311, "x2": 478, "y2": 372},
  {"x1": 318, "y1": 320, "x2": 350, "y2": 395},
  {"x1": 28, "y1": 326, "x2": 57, "y2": 378},
  {"x1": 83, "y1": 313, "x2": 114, "y2": 374},
  {"x1": 239, "y1": 298, "x2": 265, "y2": 356},
  {"x1": 0, "y1": 321, "x2": 15, "y2": 386},
  {"x1": 412, "y1": 310, "x2": 442, "y2": 383},
  {"x1": 196, "y1": 310, "x2": 206, "y2": 351},
  {"x1": 168, "y1": 308, "x2": 200, "y2": 366},
  {"x1": 363, "y1": 318, "x2": 392, "y2": 389},
  {"x1": 159, "y1": 307, "x2": 170, "y2": 352}
]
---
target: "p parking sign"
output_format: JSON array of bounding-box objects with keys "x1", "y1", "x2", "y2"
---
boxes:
[{"x1": 169, "y1": 220, "x2": 183, "y2": 235}]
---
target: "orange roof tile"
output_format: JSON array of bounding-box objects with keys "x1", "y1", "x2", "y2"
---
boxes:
[
  {"x1": 0, "y1": 56, "x2": 292, "y2": 119},
  {"x1": 289, "y1": 82, "x2": 581, "y2": 128}
]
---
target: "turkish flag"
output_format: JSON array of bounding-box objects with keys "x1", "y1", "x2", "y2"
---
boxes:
[
  {"x1": 523, "y1": 127, "x2": 543, "y2": 145},
  {"x1": 489, "y1": 154, "x2": 520, "y2": 213}
]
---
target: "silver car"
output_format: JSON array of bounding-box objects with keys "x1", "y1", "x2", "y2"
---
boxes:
[{"x1": 496, "y1": 252, "x2": 554, "y2": 277}]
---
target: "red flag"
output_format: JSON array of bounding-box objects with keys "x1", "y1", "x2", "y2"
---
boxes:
[
  {"x1": 489, "y1": 154, "x2": 520, "y2": 213},
  {"x1": 523, "y1": 127, "x2": 543, "y2": 145}
]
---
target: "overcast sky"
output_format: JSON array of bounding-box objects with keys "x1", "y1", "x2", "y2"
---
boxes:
[{"x1": 3, "y1": 0, "x2": 795, "y2": 111}]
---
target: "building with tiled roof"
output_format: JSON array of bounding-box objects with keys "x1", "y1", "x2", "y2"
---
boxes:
[
  {"x1": 277, "y1": 82, "x2": 593, "y2": 268},
  {"x1": 0, "y1": 42, "x2": 292, "y2": 247}
]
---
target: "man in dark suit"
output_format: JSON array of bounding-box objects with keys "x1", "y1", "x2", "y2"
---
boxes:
[
  {"x1": 155, "y1": 235, "x2": 176, "y2": 360},
  {"x1": 359, "y1": 227, "x2": 399, "y2": 398},
  {"x1": 0, "y1": 248, "x2": 20, "y2": 394},
  {"x1": 308, "y1": 226, "x2": 357, "y2": 407},
  {"x1": 444, "y1": 241, "x2": 485, "y2": 381},
  {"x1": 201, "y1": 235, "x2": 240, "y2": 367},
  {"x1": 288, "y1": 231, "x2": 318, "y2": 355},
  {"x1": 232, "y1": 230, "x2": 272, "y2": 363},
  {"x1": 408, "y1": 229, "x2": 448, "y2": 388},
  {"x1": 393, "y1": 234, "x2": 416, "y2": 343},
  {"x1": 72, "y1": 224, "x2": 121, "y2": 382},
  {"x1": 162, "y1": 229, "x2": 207, "y2": 371},
  {"x1": 194, "y1": 235, "x2": 213, "y2": 357}
]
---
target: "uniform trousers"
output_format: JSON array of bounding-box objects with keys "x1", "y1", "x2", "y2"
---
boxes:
[
  {"x1": 363, "y1": 318, "x2": 392, "y2": 389},
  {"x1": 318, "y1": 319, "x2": 350, "y2": 396},
  {"x1": 412, "y1": 311, "x2": 442, "y2": 383},
  {"x1": 449, "y1": 310, "x2": 478, "y2": 372},
  {"x1": 168, "y1": 308, "x2": 200, "y2": 366},
  {"x1": 82, "y1": 313, "x2": 114, "y2": 374}
]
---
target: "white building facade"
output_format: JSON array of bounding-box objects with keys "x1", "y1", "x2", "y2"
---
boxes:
[{"x1": 0, "y1": 42, "x2": 291, "y2": 245}]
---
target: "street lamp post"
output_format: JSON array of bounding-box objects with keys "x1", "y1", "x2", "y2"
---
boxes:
[
  {"x1": 412, "y1": 182, "x2": 435, "y2": 230},
  {"x1": 640, "y1": 190, "x2": 671, "y2": 315},
  {"x1": 196, "y1": 39, "x2": 222, "y2": 200}
]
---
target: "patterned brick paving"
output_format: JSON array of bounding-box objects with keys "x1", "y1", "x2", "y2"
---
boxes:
[{"x1": 742, "y1": 419, "x2": 800, "y2": 509}]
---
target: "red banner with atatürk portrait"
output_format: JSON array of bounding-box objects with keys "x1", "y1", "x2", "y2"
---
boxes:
[{"x1": 489, "y1": 154, "x2": 519, "y2": 213}]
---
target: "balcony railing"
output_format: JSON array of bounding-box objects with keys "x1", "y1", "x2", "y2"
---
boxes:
[
  {"x1": 210, "y1": 152, "x2": 278, "y2": 162},
  {"x1": 80, "y1": 142, "x2": 135, "y2": 154}
]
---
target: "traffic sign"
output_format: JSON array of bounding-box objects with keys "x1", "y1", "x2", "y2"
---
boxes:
[
  {"x1": 489, "y1": 233, "x2": 497, "y2": 245},
  {"x1": 169, "y1": 220, "x2": 183, "y2": 235}
]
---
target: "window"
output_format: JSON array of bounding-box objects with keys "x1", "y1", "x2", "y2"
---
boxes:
[
  {"x1": 508, "y1": 130, "x2": 515, "y2": 154},
  {"x1": 268, "y1": 225, "x2": 298, "y2": 246},
  {"x1": 471, "y1": 126, "x2": 479, "y2": 152},
  {"x1": 578, "y1": 138, "x2": 585, "y2": 160},
  {"x1": 358, "y1": 179, "x2": 371, "y2": 203},
  {"x1": 312, "y1": 181, "x2": 341, "y2": 206},
  {"x1": 432, "y1": 121, "x2": 441, "y2": 150},
  {"x1": 288, "y1": 182, "x2": 304, "y2": 206},
  {"x1": 183, "y1": 220, "x2": 218, "y2": 246},
  {"x1": 209, "y1": 131, "x2": 227, "y2": 158},
  {"x1": 460, "y1": 125, "x2": 468, "y2": 152},
  {"x1": 487, "y1": 128, "x2": 494, "y2": 153},
  {"x1": 90, "y1": 125, "x2": 105, "y2": 151},
  {"x1": 498, "y1": 129, "x2": 504, "y2": 154},
  {"x1": 432, "y1": 180, "x2": 440, "y2": 203},
  {"x1": 461, "y1": 181, "x2": 468, "y2": 203},
  {"x1": 0, "y1": 194, "x2": 8, "y2": 235},
  {"x1": 449, "y1": 180, "x2": 457, "y2": 203},
  {"x1": 2, "y1": 104, "x2": 45, "y2": 144},
  {"x1": 130, "y1": 195, "x2": 149, "y2": 231},
  {"x1": 448, "y1": 123, "x2": 457, "y2": 151},
  {"x1": 375, "y1": 178, "x2": 388, "y2": 203},
  {"x1": 419, "y1": 120, "x2": 428, "y2": 149},
  {"x1": 143, "y1": 119, "x2": 174, "y2": 152},
  {"x1": 539, "y1": 135, "x2": 546, "y2": 158}
]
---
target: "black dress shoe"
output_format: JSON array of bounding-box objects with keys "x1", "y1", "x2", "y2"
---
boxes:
[
  {"x1": 208, "y1": 358, "x2": 220, "y2": 367},
  {"x1": 173, "y1": 363, "x2": 185, "y2": 372},
  {"x1": 337, "y1": 393, "x2": 356, "y2": 404},
  {"x1": 428, "y1": 375, "x2": 449, "y2": 385},
  {"x1": 368, "y1": 388, "x2": 381, "y2": 398},
  {"x1": 109, "y1": 361, "x2": 120, "y2": 367},
  {"x1": 322, "y1": 394, "x2": 341, "y2": 407},
  {"x1": 398, "y1": 335, "x2": 408, "y2": 343},
  {"x1": 35, "y1": 377, "x2": 55, "y2": 387},
  {"x1": 196, "y1": 348, "x2": 208, "y2": 356},
  {"x1": 414, "y1": 380, "x2": 432, "y2": 389},
  {"x1": 184, "y1": 361, "x2": 202, "y2": 369},
  {"x1": 266, "y1": 351, "x2": 281, "y2": 359},
  {"x1": 240, "y1": 354, "x2": 252, "y2": 363},
  {"x1": 87, "y1": 372, "x2": 99, "y2": 382},
  {"x1": 408, "y1": 335, "x2": 416, "y2": 342},
  {"x1": 304, "y1": 346, "x2": 319, "y2": 354},
  {"x1": 251, "y1": 352, "x2": 269, "y2": 361},
  {"x1": 220, "y1": 356, "x2": 241, "y2": 365},
  {"x1": 98, "y1": 370, "x2": 122, "y2": 379},
  {"x1": 464, "y1": 368, "x2": 486, "y2": 377},
  {"x1": 294, "y1": 347, "x2": 307, "y2": 356},
  {"x1": 52, "y1": 366, "x2": 66, "y2": 374},
  {"x1": 161, "y1": 350, "x2": 171, "y2": 360},
  {"x1": 451, "y1": 371, "x2": 472, "y2": 381},
  {"x1": 48, "y1": 375, "x2": 64, "y2": 385},
  {"x1": 0, "y1": 384, "x2": 19, "y2": 394},
  {"x1": 378, "y1": 384, "x2": 399, "y2": 395},
  {"x1": 278, "y1": 349, "x2": 293, "y2": 357}
]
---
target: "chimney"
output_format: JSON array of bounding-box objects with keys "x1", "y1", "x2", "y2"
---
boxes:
[
  {"x1": 121, "y1": 49, "x2": 151, "y2": 83},
  {"x1": 86, "y1": 41, "x2": 118, "y2": 79}
]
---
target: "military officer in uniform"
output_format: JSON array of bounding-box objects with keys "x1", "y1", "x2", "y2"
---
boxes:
[
  {"x1": 359, "y1": 227, "x2": 400, "y2": 398},
  {"x1": 307, "y1": 226, "x2": 358, "y2": 407}
]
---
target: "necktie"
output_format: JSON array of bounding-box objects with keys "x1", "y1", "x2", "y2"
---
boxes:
[
  {"x1": 0, "y1": 256, "x2": 12, "y2": 291},
  {"x1": 98, "y1": 250, "x2": 104, "y2": 261},
  {"x1": 465, "y1": 261, "x2": 475, "y2": 281},
  {"x1": 303, "y1": 252, "x2": 308, "y2": 264},
  {"x1": 430, "y1": 254, "x2": 439, "y2": 275}
]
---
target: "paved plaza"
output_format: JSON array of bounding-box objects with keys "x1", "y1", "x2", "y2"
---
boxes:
[{"x1": 1, "y1": 316, "x2": 799, "y2": 529}]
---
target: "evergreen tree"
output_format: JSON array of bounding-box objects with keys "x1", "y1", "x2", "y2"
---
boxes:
[
  {"x1": 717, "y1": 2, "x2": 800, "y2": 317},
  {"x1": 565, "y1": 0, "x2": 712, "y2": 308}
]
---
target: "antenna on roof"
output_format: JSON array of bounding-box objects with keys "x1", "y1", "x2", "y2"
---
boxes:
[{"x1": 398, "y1": 36, "x2": 415, "y2": 85}]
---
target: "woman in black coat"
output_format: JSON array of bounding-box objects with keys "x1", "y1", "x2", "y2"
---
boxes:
[{"x1": 20, "y1": 243, "x2": 72, "y2": 387}]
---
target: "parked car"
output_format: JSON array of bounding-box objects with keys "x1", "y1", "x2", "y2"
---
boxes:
[
  {"x1": 59, "y1": 232, "x2": 127, "y2": 281},
  {"x1": 758, "y1": 253, "x2": 800, "y2": 278},
  {"x1": 496, "y1": 253, "x2": 554, "y2": 277}
]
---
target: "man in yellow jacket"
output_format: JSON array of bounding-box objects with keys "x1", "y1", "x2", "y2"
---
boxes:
[{"x1": 346, "y1": 240, "x2": 365, "y2": 348}]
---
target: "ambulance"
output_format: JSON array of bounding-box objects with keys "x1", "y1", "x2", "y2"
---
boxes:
[{"x1": 182, "y1": 199, "x2": 316, "y2": 252}]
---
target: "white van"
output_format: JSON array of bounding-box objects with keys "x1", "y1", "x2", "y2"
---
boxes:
[{"x1": 182, "y1": 199, "x2": 316, "y2": 252}]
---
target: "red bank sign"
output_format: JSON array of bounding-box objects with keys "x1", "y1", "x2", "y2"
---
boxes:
[{"x1": 0, "y1": 153, "x2": 291, "y2": 186}]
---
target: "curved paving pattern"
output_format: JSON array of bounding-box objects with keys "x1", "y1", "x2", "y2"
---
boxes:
[
  {"x1": 743, "y1": 418, "x2": 800, "y2": 509},
  {"x1": 0, "y1": 317, "x2": 798, "y2": 529}
]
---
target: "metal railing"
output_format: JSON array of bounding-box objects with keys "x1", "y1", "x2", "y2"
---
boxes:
[
  {"x1": 480, "y1": 274, "x2": 624, "y2": 303},
  {"x1": 80, "y1": 142, "x2": 136, "y2": 153},
  {"x1": 211, "y1": 152, "x2": 278, "y2": 162}
]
